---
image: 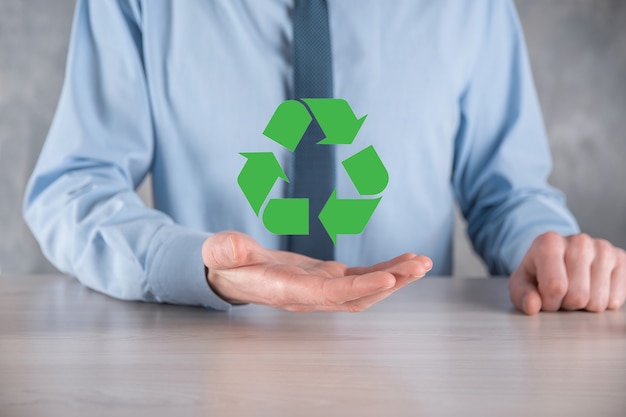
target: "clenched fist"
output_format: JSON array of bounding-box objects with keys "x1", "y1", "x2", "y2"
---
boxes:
[{"x1": 509, "y1": 232, "x2": 626, "y2": 315}]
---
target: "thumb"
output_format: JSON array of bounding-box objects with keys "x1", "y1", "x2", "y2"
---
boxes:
[
  {"x1": 202, "y1": 231, "x2": 256, "y2": 270},
  {"x1": 509, "y1": 261, "x2": 543, "y2": 315}
]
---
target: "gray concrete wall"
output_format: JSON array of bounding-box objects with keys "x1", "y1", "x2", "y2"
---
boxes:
[
  {"x1": 1, "y1": 0, "x2": 625, "y2": 276},
  {"x1": 0, "y1": 0, "x2": 76, "y2": 274}
]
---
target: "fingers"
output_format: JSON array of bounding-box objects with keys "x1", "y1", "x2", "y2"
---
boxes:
[
  {"x1": 277, "y1": 255, "x2": 432, "y2": 312},
  {"x1": 283, "y1": 287, "x2": 398, "y2": 313},
  {"x1": 608, "y1": 249, "x2": 626, "y2": 310},
  {"x1": 279, "y1": 254, "x2": 436, "y2": 313},
  {"x1": 508, "y1": 261, "x2": 543, "y2": 315},
  {"x1": 561, "y1": 234, "x2": 594, "y2": 310},
  {"x1": 346, "y1": 253, "x2": 432, "y2": 277},
  {"x1": 324, "y1": 254, "x2": 433, "y2": 311},
  {"x1": 281, "y1": 271, "x2": 397, "y2": 307},
  {"x1": 532, "y1": 232, "x2": 569, "y2": 312},
  {"x1": 586, "y1": 239, "x2": 615, "y2": 312},
  {"x1": 510, "y1": 232, "x2": 625, "y2": 315}
]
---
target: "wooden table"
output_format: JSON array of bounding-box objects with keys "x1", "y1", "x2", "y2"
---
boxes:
[{"x1": 0, "y1": 274, "x2": 624, "y2": 417}]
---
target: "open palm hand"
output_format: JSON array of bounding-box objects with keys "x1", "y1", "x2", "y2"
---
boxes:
[{"x1": 202, "y1": 231, "x2": 432, "y2": 312}]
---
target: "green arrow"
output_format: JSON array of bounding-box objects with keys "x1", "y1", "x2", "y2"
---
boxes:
[
  {"x1": 318, "y1": 190, "x2": 381, "y2": 244},
  {"x1": 237, "y1": 152, "x2": 288, "y2": 216},
  {"x1": 262, "y1": 100, "x2": 312, "y2": 151},
  {"x1": 341, "y1": 145, "x2": 389, "y2": 195},
  {"x1": 303, "y1": 98, "x2": 366, "y2": 145},
  {"x1": 263, "y1": 198, "x2": 309, "y2": 235}
]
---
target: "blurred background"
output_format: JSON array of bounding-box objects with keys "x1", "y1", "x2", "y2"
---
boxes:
[{"x1": 0, "y1": 0, "x2": 625, "y2": 276}]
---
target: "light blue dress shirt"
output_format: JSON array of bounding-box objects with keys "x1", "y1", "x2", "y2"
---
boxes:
[{"x1": 24, "y1": 0, "x2": 579, "y2": 310}]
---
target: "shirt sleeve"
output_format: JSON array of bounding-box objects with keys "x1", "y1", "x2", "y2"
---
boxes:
[
  {"x1": 23, "y1": 0, "x2": 231, "y2": 310},
  {"x1": 452, "y1": 0, "x2": 580, "y2": 275}
]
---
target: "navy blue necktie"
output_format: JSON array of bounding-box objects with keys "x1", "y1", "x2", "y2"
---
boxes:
[{"x1": 287, "y1": 0, "x2": 335, "y2": 260}]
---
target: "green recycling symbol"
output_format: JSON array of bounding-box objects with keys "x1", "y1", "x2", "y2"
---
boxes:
[{"x1": 237, "y1": 98, "x2": 388, "y2": 243}]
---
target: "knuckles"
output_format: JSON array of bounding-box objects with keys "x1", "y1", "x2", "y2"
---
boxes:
[
  {"x1": 593, "y1": 239, "x2": 617, "y2": 265},
  {"x1": 533, "y1": 231, "x2": 565, "y2": 257},
  {"x1": 566, "y1": 233, "x2": 595, "y2": 260},
  {"x1": 594, "y1": 238, "x2": 614, "y2": 254},
  {"x1": 541, "y1": 276, "x2": 568, "y2": 298},
  {"x1": 568, "y1": 232, "x2": 593, "y2": 248}
]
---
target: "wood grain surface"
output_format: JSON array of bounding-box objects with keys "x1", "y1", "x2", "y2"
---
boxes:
[{"x1": 1, "y1": 274, "x2": 624, "y2": 417}]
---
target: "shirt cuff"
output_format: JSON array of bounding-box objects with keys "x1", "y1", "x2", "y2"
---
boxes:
[{"x1": 146, "y1": 224, "x2": 232, "y2": 311}]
